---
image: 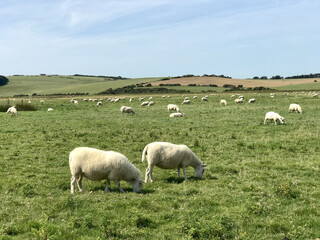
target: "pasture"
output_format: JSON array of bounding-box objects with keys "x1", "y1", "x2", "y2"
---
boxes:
[{"x1": 0, "y1": 92, "x2": 319, "y2": 239}]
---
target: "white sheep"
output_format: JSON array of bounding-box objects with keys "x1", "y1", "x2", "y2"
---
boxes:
[
  {"x1": 40, "y1": 100, "x2": 45, "y2": 104},
  {"x1": 193, "y1": 96, "x2": 197, "y2": 99},
  {"x1": 220, "y1": 99, "x2": 227, "y2": 106},
  {"x1": 97, "y1": 101, "x2": 103, "y2": 106},
  {"x1": 148, "y1": 101, "x2": 154, "y2": 106},
  {"x1": 248, "y1": 98, "x2": 256, "y2": 103},
  {"x1": 140, "y1": 101, "x2": 149, "y2": 106},
  {"x1": 69, "y1": 147, "x2": 143, "y2": 194},
  {"x1": 47, "y1": 108, "x2": 54, "y2": 111},
  {"x1": 142, "y1": 142, "x2": 206, "y2": 182},
  {"x1": 201, "y1": 97, "x2": 208, "y2": 102},
  {"x1": 169, "y1": 112, "x2": 186, "y2": 117},
  {"x1": 120, "y1": 106, "x2": 135, "y2": 114},
  {"x1": 289, "y1": 103, "x2": 302, "y2": 113},
  {"x1": 234, "y1": 98, "x2": 244, "y2": 104},
  {"x1": 167, "y1": 104, "x2": 180, "y2": 112},
  {"x1": 73, "y1": 100, "x2": 78, "y2": 105},
  {"x1": 264, "y1": 111, "x2": 285, "y2": 125},
  {"x1": 6, "y1": 106, "x2": 18, "y2": 116},
  {"x1": 182, "y1": 99, "x2": 191, "y2": 105}
]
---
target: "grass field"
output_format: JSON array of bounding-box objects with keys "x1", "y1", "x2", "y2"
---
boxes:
[
  {"x1": 0, "y1": 92, "x2": 319, "y2": 239},
  {"x1": 0, "y1": 76, "x2": 163, "y2": 97}
]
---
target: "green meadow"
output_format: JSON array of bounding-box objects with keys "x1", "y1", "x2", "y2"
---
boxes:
[{"x1": 0, "y1": 92, "x2": 319, "y2": 239}]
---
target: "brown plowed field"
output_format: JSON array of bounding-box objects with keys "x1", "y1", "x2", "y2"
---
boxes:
[{"x1": 152, "y1": 77, "x2": 317, "y2": 88}]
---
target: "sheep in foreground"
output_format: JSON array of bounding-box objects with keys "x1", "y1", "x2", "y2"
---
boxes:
[
  {"x1": 167, "y1": 104, "x2": 180, "y2": 112},
  {"x1": 120, "y1": 106, "x2": 135, "y2": 114},
  {"x1": 264, "y1": 111, "x2": 285, "y2": 125},
  {"x1": 6, "y1": 106, "x2": 18, "y2": 116},
  {"x1": 69, "y1": 147, "x2": 143, "y2": 194},
  {"x1": 169, "y1": 112, "x2": 186, "y2": 117},
  {"x1": 220, "y1": 99, "x2": 227, "y2": 106},
  {"x1": 289, "y1": 103, "x2": 302, "y2": 113},
  {"x1": 142, "y1": 142, "x2": 207, "y2": 183}
]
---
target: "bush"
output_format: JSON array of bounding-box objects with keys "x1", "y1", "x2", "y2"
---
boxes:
[{"x1": 0, "y1": 75, "x2": 9, "y2": 86}]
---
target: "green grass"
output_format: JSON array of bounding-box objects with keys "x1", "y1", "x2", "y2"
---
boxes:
[
  {"x1": 0, "y1": 92, "x2": 319, "y2": 239},
  {"x1": 0, "y1": 76, "x2": 163, "y2": 96},
  {"x1": 273, "y1": 81, "x2": 320, "y2": 91}
]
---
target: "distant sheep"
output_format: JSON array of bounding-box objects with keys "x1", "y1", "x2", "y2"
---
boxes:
[
  {"x1": 220, "y1": 99, "x2": 227, "y2": 106},
  {"x1": 142, "y1": 142, "x2": 207, "y2": 182},
  {"x1": 169, "y1": 112, "x2": 186, "y2": 117},
  {"x1": 6, "y1": 106, "x2": 18, "y2": 116},
  {"x1": 120, "y1": 106, "x2": 135, "y2": 114},
  {"x1": 40, "y1": 100, "x2": 45, "y2": 104},
  {"x1": 73, "y1": 100, "x2": 78, "y2": 105},
  {"x1": 182, "y1": 99, "x2": 191, "y2": 105},
  {"x1": 248, "y1": 98, "x2": 256, "y2": 103},
  {"x1": 148, "y1": 101, "x2": 154, "y2": 106},
  {"x1": 289, "y1": 103, "x2": 302, "y2": 113},
  {"x1": 201, "y1": 97, "x2": 208, "y2": 102},
  {"x1": 264, "y1": 111, "x2": 285, "y2": 125},
  {"x1": 140, "y1": 101, "x2": 149, "y2": 106},
  {"x1": 97, "y1": 101, "x2": 103, "y2": 106},
  {"x1": 47, "y1": 108, "x2": 54, "y2": 111},
  {"x1": 167, "y1": 104, "x2": 180, "y2": 112},
  {"x1": 69, "y1": 147, "x2": 143, "y2": 194},
  {"x1": 193, "y1": 96, "x2": 197, "y2": 99}
]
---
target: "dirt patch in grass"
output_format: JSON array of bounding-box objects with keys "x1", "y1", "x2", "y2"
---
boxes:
[{"x1": 152, "y1": 77, "x2": 318, "y2": 88}]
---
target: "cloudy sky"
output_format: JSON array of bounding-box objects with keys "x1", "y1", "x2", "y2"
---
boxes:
[{"x1": 0, "y1": 0, "x2": 319, "y2": 78}]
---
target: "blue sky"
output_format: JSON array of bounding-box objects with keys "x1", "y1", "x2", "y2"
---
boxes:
[{"x1": 0, "y1": 0, "x2": 319, "y2": 78}]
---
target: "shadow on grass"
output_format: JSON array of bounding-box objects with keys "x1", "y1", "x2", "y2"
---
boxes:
[{"x1": 92, "y1": 185, "x2": 155, "y2": 194}]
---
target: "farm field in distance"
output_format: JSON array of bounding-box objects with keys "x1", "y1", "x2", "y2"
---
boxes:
[{"x1": 0, "y1": 91, "x2": 319, "y2": 239}]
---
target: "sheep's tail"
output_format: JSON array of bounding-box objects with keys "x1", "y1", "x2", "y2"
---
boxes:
[{"x1": 141, "y1": 145, "x2": 148, "y2": 162}]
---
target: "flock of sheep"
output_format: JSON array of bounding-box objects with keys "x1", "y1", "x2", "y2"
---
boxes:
[{"x1": 4, "y1": 90, "x2": 317, "y2": 194}]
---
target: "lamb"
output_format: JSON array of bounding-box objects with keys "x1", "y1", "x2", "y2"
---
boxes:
[
  {"x1": 289, "y1": 103, "x2": 302, "y2": 114},
  {"x1": 264, "y1": 111, "x2": 285, "y2": 125},
  {"x1": 69, "y1": 147, "x2": 143, "y2": 194},
  {"x1": 142, "y1": 142, "x2": 207, "y2": 182},
  {"x1": 120, "y1": 106, "x2": 135, "y2": 114},
  {"x1": 169, "y1": 112, "x2": 186, "y2": 117},
  {"x1": 167, "y1": 104, "x2": 180, "y2": 112},
  {"x1": 6, "y1": 106, "x2": 18, "y2": 116},
  {"x1": 248, "y1": 98, "x2": 256, "y2": 103},
  {"x1": 140, "y1": 101, "x2": 149, "y2": 106},
  {"x1": 220, "y1": 99, "x2": 227, "y2": 106}
]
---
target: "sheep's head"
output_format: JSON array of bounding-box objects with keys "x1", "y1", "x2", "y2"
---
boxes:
[
  {"x1": 131, "y1": 176, "x2": 143, "y2": 193},
  {"x1": 279, "y1": 117, "x2": 285, "y2": 124},
  {"x1": 195, "y1": 164, "x2": 207, "y2": 178}
]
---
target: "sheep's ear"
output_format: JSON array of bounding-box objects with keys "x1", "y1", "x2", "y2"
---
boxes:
[{"x1": 202, "y1": 164, "x2": 207, "y2": 167}]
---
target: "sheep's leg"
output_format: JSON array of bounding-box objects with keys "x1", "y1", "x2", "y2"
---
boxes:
[
  {"x1": 114, "y1": 180, "x2": 125, "y2": 193},
  {"x1": 149, "y1": 167, "x2": 154, "y2": 183},
  {"x1": 177, "y1": 168, "x2": 181, "y2": 178},
  {"x1": 70, "y1": 176, "x2": 76, "y2": 194},
  {"x1": 104, "y1": 180, "x2": 110, "y2": 192},
  {"x1": 77, "y1": 175, "x2": 83, "y2": 192},
  {"x1": 264, "y1": 119, "x2": 266, "y2": 124},
  {"x1": 183, "y1": 168, "x2": 188, "y2": 181},
  {"x1": 145, "y1": 167, "x2": 150, "y2": 183}
]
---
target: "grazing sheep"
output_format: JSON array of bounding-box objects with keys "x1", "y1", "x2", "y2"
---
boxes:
[
  {"x1": 234, "y1": 98, "x2": 244, "y2": 104},
  {"x1": 248, "y1": 98, "x2": 256, "y2": 103},
  {"x1": 129, "y1": 98, "x2": 133, "y2": 102},
  {"x1": 40, "y1": 100, "x2": 45, "y2": 104},
  {"x1": 289, "y1": 103, "x2": 302, "y2": 113},
  {"x1": 149, "y1": 97, "x2": 153, "y2": 100},
  {"x1": 201, "y1": 97, "x2": 208, "y2": 102},
  {"x1": 220, "y1": 99, "x2": 227, "y2": 106},
  {"x1": 6, "y1": 106, "x2": 18, "y2": 116},
  {"x1": 167, "y1": 104, "x2": 180, "y2": 112},
  {"x1": 69, "y1": 147, "x2": 143, "y2": 194},
  {"x1": 312, "y1": 93, "x2": 318, "y2": 98},
  {"x1": 193, "y1": 96, "x2": 197, "y2": 99},
  {"x1": 182, "y1": 99, "x2": 191, "y2": 105},
  {"x1": 47, "y1": 108, "x2": 54, "y2": 111},
  {"x1": 73, "y1": 100, "x2": 78, "y2": 105},
  {"x1": 169, "y1": 112, "x2": 186, "y2": 117},
  {"x1": 142, "y1": 142, "x2": 207, "y2": 182},
  {"x1": 83, "y1": 99, "x2": 88, "y2": 102},
  {"x1": 97, "y1": 101, "x2": 103, "y2": 106},
  {"x1": 120, "y1": 106, "x2": 135, "y2": 114},
  {"x1": 140, "y1": 101, "x2": 149, "y2": 106},
  {"x1": 264, "y1": 111, "x2": 285, "y2": 125},
  {"x1": 148, "y1": 101, "x2": 154, "y2": 106}
]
